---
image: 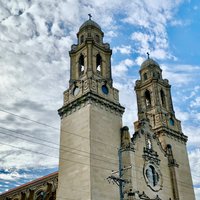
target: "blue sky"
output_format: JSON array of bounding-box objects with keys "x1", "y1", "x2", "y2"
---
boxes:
[{"x1": 0, "y1": 0, "x2": 199, "y2": 198}]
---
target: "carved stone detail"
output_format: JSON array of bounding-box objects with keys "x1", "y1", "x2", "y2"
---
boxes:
[
  {"x1": 143, "y1": 147, "x2": 160, "y2": 166},
  {"x1": 59, "y1": 92, "x2": 124, "y2": 118},
  {"x1": 91, "y1": 80, "x2": 97, "y2": 91},
  {"x1": 84, "y1": 80, "x2": 89, "y2": 90},
  {"x1": 0, "y1": 173, "x2": 58, "y2": 200}
]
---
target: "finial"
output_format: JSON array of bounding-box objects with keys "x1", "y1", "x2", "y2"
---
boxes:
[
  {"x1": 147, "y1": 52, "x2": 150, "y2": 59},
  {"x1": 88, "y1": 14, "x2": 92, "y2": 20}
]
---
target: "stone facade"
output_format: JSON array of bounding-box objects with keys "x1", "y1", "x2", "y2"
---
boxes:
[
  {"x1": 56, "y1": 17, "x2": 124, "y2": 200},
  {"x1": 0, "y1": 18, "x2": 196, "y2": 200}
]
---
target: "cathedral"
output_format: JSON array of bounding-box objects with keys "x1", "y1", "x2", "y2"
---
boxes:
[{"x1": 0, "y1": 18, "x2": 196, "y2": 200}]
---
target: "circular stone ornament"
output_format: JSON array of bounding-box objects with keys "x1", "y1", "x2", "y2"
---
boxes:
[{"x1": 143, "y1": 163, "x2": 163, "y2": 191}]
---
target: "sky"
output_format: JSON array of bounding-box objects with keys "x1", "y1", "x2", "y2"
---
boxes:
[{"x1": 0, "y1": 0, "x2": 199, "y2": 198}]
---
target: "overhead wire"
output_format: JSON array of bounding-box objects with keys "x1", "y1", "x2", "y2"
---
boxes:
[
  {"x1": 0, "y1": 108, "x2": 120, "y2": 150},
  {"x1": 0, "y1": 108, "x2": 199, "y2": 188},
  {"x1": 0, "y1": 139, "x2": 196, "y2": 191},
  {"x1": 0, "y1": 131, "x2": 198, "y2": 190},
  {"x1": 1, "y1": 125, "x2": 199, "y2": 181}
]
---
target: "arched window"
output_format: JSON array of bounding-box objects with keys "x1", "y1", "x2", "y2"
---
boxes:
[
  {"x1": 145, "y1": 90, "x2": 151, "y2": 107},
  {"x1": 79, "y1": 54, "x2": 84, "y2": 75},
  {"x1": 95, "y1": 34, "x2": 100, "y2": 43},
  {"x1": 160, "y1": 90, "x2": 166, "y2": 107},
  {"x1": 143, "y1": 73, "x2": 148, "y2": 80},
  {"x1": 169, "y1": 118, "x2": 174, "y2": 126},
  {"x1": 96, "y1": 54, "x2": 102, "y2": 73},
  {"x1": 80, "y1": 35, "x2": 84, "y2": 44},
  {"x1": 146, "y1": 165, "x2": 159, "y2": 186}
]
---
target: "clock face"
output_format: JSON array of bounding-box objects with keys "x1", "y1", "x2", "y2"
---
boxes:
[
  {"x1": 73, "y1": 86, "x2": 80, "y2": 96},
  {"x1": 102, "y1": 85, "x2": 109, "y2": 95}
]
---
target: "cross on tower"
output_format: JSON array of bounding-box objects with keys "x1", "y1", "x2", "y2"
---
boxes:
[
  {"x1": 147, "y1": 52, "x2": 150, "y2": 59},
  {"x1": 88, "y1": 14, "x2": 92, "y2": 20}
]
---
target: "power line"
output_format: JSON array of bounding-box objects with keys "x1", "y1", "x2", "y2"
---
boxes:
[
  {"x1": 0, "y1": 141, "x2": 116, "y2": 172},
  {"x1": 0, "y1": 131, "x2": 119, "y2": 166},
  {"x1": 0, "y1": 108, "x2": 120, "y2": 150},
  {"x1": 0, "y1": 137, "x2": 198, "y2": 196},
  {"x1": 0, "y1": 109, "x2": 199, "y2": 185},
  {"x1": 2, "y1": 125, "x2": 199, "y2": 181},
  {"x1": 0, "y1": 133, "x2": 198, "y2": 189},
  {"x1": 0, "y1": 126, "x2": 119, "y2": 163},
  {"x1": 0, "y1": 124, "x2": 200, "y2": 182}
]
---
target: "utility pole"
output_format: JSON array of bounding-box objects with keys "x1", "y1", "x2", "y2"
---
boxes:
[{"x1": 107, "y1": 146, "x2": 134, "y2": 200}]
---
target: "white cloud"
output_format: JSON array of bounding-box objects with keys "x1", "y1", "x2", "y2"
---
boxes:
[
  {"x1": 190, "y1": 97, "x2": 200, "y2": 108},
  {"x1": 112, "y1": 59, "x2": 134, "y2": 77},
  {"x1": 189, "y1": 148, "x2": 200, "y2": 186},
  {"x1": 113, "y1": 45, "x2": 132, "y2": 55},
  {"x1": 161, "y1": 64, "x2": 200, "y2": 86},
  {"x1": 0, "y1": 0, "x2": 199, "y2": 196},
  {"x1": 194, "y1": 187, "x2": 200, "y2": 200}
]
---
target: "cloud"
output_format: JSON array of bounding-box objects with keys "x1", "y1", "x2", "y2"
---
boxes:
[
  {"x1": 121, "y1": 0, "x2": 184, "y2": 60},
  {"x1": 190, "y1": 97, "x2": 200, "y2": 108},
  {"x1": 161, "y1": 64, "x2": 200, "y2": 86},
  {"x1": 189, "y1": 148, "x2": 200, "y2": 185},
  {"x1": 113, "y1": 45, "x2": 132, "y2": 55},
  {"x1": 0, "y1": 0, "x2": 199, "y2": 196},
  {"x1": 112, "y1": 59, "x2": 135, "y2": 77}
]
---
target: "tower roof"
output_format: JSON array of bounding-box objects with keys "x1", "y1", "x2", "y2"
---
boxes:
[
  {"x1": 141, "y1": 58, "x2": 160, "y2": 70},
  {"x1": 79, "y1": 19, "x2": 101, "y2": 31}
]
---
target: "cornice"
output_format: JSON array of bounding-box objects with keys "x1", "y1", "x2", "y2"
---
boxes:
[
  {"x1": 58, "y1": 91, "x2": 125, "y2": 118},
  {"x1": 135, "y1": 78, "x2": 170, "y2": 90},
  {"x1": 154, "y1": 126, "x2": 188, "y2": 143}
]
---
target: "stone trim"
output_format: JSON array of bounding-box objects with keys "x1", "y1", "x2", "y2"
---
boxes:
[
  {"x1": 0, "y1": 172, "x2": 58, "y2": 200},
  {"x1": 58, "y1": 91, "x2": 125, "y2": 118},
  {"x1": 154, "y1": 127, "x2": 188, "y2": 143}
]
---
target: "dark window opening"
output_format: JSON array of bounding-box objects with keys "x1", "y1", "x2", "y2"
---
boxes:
[
  {"x1": 144, "y1": 73, "x2": 148, "y2": 80},
  {"x1": 79, "y1": 54, "x2": 84, "y2": 75},
  {"x1": 96, "y1": 54, "x2": 102, "y2": 73},
  {"x1": 160, "y1": 90, "x2": 166, "y2": 107},
  {"x1": 145, "y1": 90, "x2": 151, "y2": 107},
  {"x1": 80, "y1": 35, "x2": 84, "y2": 44},
  {"x1": 169, "y1": 118, "x2": 174, "y2": 126},
  {"x1": 95, "y1": 34, "x2": 100, "y2": 43}
]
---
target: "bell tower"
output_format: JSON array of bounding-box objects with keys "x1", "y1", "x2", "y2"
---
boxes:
[
  {"x1": 56, "y1": 17, "x2": 124, "y2": 200},
  {"x1": 134, "y1": 56, "x2": 179, "y2": 134},
  {"x1": 133, "y1": 56, "x2": 195, "y2": 200}
]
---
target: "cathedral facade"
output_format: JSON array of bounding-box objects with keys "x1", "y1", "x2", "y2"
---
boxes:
[{"x1": 0, "y1": 18, "x2": 195, "y2": 200}]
